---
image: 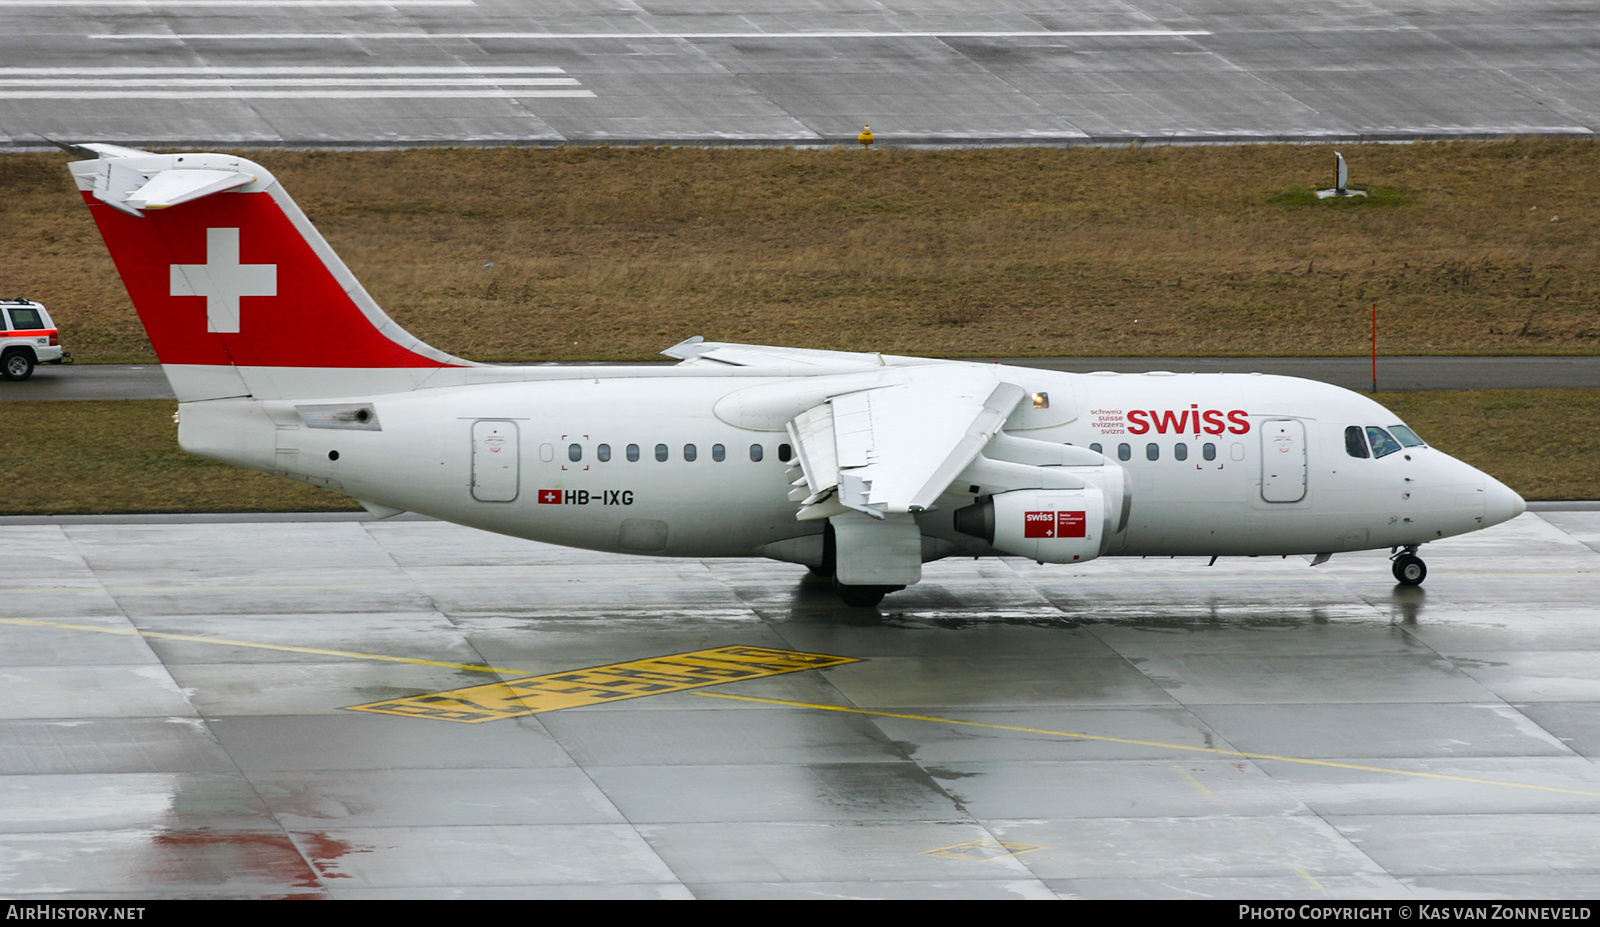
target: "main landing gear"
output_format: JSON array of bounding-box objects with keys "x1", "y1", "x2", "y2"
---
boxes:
[
  {"x1": 832, "y1": 579, "x2": 904, "y2": 609},
  {"x1": 1391, "y1": 546, "x2": 1427, "y2": 586},
  {"x1": 815, "y1": 521, "x2": 904, "y2": 608}
]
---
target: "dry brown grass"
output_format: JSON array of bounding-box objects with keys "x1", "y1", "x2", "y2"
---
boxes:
[{"x1": 2, "y1": 141, "x2": 1598, "y2": 362}]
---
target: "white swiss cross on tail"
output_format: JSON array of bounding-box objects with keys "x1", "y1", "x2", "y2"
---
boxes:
[{"x1": 170, "y1": 227, "x2": 277, "y2": 333}]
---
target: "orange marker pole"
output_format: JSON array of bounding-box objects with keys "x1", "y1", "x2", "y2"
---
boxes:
[{"x1": 1371, "y1": 304, "x2": 1378, "y2": 393}]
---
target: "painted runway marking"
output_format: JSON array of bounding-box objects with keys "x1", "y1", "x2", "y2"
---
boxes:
[
  {"x1": 6, "y1": 0, "x2": 473, "y2": 6},
  {"x1": 94, "y1": 29, "x2": 1213, "y2": 41},
  {"x1": 0, "y1": 66, "x2": 567, "y2": 75},
  {"x1": 0, "y1": 65, "x2": 591, "y2": 100},
  {"x1": 0, "y1": 79, "x2": 579, "y2": 86},
  {"x1": 695, "y1": 692, "x2": 1600, "y2": 800},
  {"x1": 348, "y1": 646, "x2": 859, "y2": 723},
  {"x1": 13, "y1": 615, "x2": 1594, "y2": 802},
  {"x1": 0, "y1": 90, "x2": 596, "y2": 99},
  {"x1": 0, "y1": 617, "x2": 525, "y2": 674},
  {"x1": 922, "y1": 839, "x2": 1045, "y2": 861}
]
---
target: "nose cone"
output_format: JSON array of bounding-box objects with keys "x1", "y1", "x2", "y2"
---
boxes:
[{"x1": 1484, "y1": 474, "x2": 1526, "y2": 527}]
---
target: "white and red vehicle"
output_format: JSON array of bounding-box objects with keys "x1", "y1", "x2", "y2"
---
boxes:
[
  {"x1": 1, "y1": 297, "x2": 67, "y2": 380},
  {"x1": 67, "y1": 144, "x2": 1525, "y2": 606}
]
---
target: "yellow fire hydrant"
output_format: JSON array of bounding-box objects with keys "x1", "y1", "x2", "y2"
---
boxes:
[{"x1": 857, "y1": 124, "x2": 874, "y2": 147}]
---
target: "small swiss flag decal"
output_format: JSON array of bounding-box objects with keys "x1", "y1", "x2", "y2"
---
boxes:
[{"x1": 538, "y1": 490, "x2": 562, "y2": 504}]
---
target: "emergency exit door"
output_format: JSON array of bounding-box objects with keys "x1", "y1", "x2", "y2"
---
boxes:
[
  {"x1": 1260, "y1": 419, "x2": 1307, "y2": 503},
  {"x1": 471, "y1": 420, "x2": 519, "y2": 502}
]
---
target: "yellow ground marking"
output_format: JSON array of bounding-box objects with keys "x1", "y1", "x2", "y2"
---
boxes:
[
  {"x1": 695, "y1": 692, "x2": 1600, "y2": 800},
  {"x1": 922, "y1": 839, "x2": 1045, "y2": 861},
  {"x1": 348, "y1": 647, "x2": 860, "y2": 723},
  {"x1": 13, "y1": 614, "x2": 1598, "y2": 804},
  {"x1": 0, "y1": 617, "x2": 524, "y2": 675}
]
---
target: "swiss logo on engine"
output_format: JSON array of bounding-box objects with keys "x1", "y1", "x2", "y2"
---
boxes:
[{"x1": 1024, "y1": 511, "x2": 1087, "y2": 539}]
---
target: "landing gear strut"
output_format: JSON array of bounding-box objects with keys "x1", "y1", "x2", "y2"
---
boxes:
[{"x1": 1391, "y1": 546, "x2": 1427, "y2": 586}]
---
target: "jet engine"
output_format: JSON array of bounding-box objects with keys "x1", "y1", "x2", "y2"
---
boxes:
[
  {"x1": 955, "y1": 487, "x2": 1110, "y2": 563},
  {"x1": 952, "y1": 434, "x2": 1129, "y2": 564}
]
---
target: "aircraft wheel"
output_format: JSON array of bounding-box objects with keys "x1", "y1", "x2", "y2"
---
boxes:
[
  {"x1": 1392, "y1": 554, "x2": 1427, "y2": 586},
  {"x1": 832, "y1": 579, "x2": 901, "y2": 608},
  {"x1": 2, "y1": 350, "x2": 34, "y2": 381},
  {"x1": 814, "y1": 521, "x2": 837, "y2": 577}
]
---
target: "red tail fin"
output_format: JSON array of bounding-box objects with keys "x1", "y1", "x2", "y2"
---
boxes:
[{"x1": 70, "y1": 146, "x2": 469, "y2": 401}]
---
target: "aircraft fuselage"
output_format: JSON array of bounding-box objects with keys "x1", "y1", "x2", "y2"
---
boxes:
[{"x1": 178, "y1": 364, "x2": 1517, "y2": 566}]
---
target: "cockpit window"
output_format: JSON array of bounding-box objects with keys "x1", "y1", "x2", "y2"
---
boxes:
[
  {"x1": 1344, "y1": 425, "x2": 1370, "y2": 459},
  {"x1": 1366, "y1": 426, "x2": 1403, "y2": 459},
  {"x1": 1389, "y1": 424, "x2": 1426, "y2": 448}
]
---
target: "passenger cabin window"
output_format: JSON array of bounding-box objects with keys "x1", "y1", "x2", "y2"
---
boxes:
[
  {"x1": 712, "y1": 444, "x2": 725, "y2": 462},
  {"x1": 1366, "y1": 426, "x2": 1403, "y2": 459},
  {"x1": 1345, "y1": 426, "x2": 1370, "y2": 458},
  {"x1": 1174, "y1": 443, "x2": 1188, "y2": 461},
  {"x1": 568, "y1": 444, "x2": 582, "y2": 462},
  {"x1": 1146, "y1": 443, "x2": 1159, "y2": 461},
  {"x1": 1203, "y1": 442, "x2": 1217, "y2": 461},
  {"x1": 627, "y1": 444, "x2": 640, "y2": 462},
  {"x1": 778, "y1": 443, "x2": 793, "y2": 463},
  {"x1": 1089, "y1": 443, "x2": 1103, "y2": 455},
  {"x1": 683, "y1": 444, "x2": 697, "y2": 462},
  {"x1": 1117, "y1": 443, "x2": 1131, "y2": 461},
  {"x1": 597, "y1": 444, "x2": 611, "y2": 462},
  {"x1": 749, "y1": 444, "x2": 764, "y2": 462},
  {"x1": 1390, "y1": 424, "x2": 1427, "y2": 448},
  {"x1": 655, "y1": 443, "x2": 668, "y2": 462}
]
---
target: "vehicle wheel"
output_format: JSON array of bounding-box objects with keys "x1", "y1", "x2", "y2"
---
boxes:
[
  {"x1": 1392, "y1": 554, "x2": 1427, "y2": 586},
  {"x1": 832, "y1": 579, "x2": 901, "y2": 608},
  {"x1": 2, "y1": 350, "x2": 34, "y2": 381}
]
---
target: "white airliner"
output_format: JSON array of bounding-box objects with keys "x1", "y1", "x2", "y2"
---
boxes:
[{"x1": 66, "y1": 144, "x2": 1525, "y2": 606}]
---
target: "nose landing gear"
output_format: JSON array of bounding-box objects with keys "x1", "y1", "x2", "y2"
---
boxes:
[{"x1": 1391, "y1": 546, "x2": 1427, "y2": 586}]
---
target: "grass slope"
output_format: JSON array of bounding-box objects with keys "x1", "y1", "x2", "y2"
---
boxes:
[{"x1": 2, "y1": 140, "x2": 1597, "y2": 363}]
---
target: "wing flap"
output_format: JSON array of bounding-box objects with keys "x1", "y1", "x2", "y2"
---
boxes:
[{"x1": 783, "y1": 366, "x2": 1028, "y2": 520}]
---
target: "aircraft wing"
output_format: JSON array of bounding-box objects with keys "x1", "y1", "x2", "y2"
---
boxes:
[
  {"x1": 785, "y1": 365, "x2": 1026, "y2": 520},
  {"x1": 663, "y1": 336, "x2": 924, "y2": 370}
]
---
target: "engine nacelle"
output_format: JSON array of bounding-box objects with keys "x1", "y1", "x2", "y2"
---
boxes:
[{"x1": 954, "y1": 486, "x2": 1110, "y2": 564}]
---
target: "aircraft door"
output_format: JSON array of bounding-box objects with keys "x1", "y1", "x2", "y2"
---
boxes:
[
  {"x1": 471, "y1": 420, "x2": 519, "y2": 503},
  {"x1": 1260, "y1": 419, "x2": 1307, "y2": 503}
]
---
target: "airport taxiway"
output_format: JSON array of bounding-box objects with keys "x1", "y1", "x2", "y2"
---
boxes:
[
  {"x1": 2, "y1": 0, "x2": 1598, "y2": 148},
  {"x1": 6, "y1": 357, "x2": 1600, "y2": 402},
  {"x1": 2, "y1": 509, "x2": 1598, "y2": 898}
]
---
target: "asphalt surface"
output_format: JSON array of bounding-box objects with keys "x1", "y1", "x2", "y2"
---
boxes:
[
  {"x1": 2, "y1": 1, "x2": 1598, "y2": 148},
  {"x1": 3, "y1": 511, "x2": 1599, "y2": 898},
  {"x1": 4, "y1": 357, "x2": 1597, "y2": 402}
]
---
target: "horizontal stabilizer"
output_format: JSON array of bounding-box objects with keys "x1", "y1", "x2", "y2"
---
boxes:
[
  {"x1": 50, "y1": 140, "x2": 155, "y2": 160},
  {"x1": 127, "y1": 169, "x2": 255, "y2": 211}
]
